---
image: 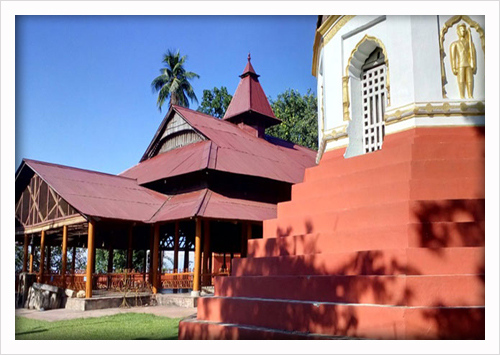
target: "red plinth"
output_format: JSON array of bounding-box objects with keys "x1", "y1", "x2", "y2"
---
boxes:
[{"x1": 179, "y1": 126, "x2": 485, "y2": 340}]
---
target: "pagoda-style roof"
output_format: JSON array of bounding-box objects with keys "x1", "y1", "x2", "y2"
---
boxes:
[
  {"x1": 222, "y1": 55, "x2": 281, "y2": 129},
  {"x1": 15, "y1": 158, "x2": 278, "y2": 227},
  {"x1": 121, "y1": 105, "x2": 316, "y2": 185}
]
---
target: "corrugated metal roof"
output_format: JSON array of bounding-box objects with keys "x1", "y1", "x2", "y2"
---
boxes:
[
  {"x1": 120, "y1": 141, "x2": 213, "y2": 185},
  {"x1": 22, "y1": 159, "x2": 168, "y2": 222},
  {"x1": 120, "y1": 106, "x2": 316, "y2": 185},
  {"x1": 223, "y1": 58, "x2": 278, "y2": 122},
  {"x1": 18, "y1": 160, "x2": 277, "y2": 223},
  {"x1": 149, "y1": 189, "x2": 276, "y2": 223}
]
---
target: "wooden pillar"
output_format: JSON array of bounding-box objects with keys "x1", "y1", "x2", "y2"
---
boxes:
[
  {"x1": 127, "y1": 226, "x2": 133, "y2": 271},
  {"x1": 174, "y1": 221, "x2": 179, "y2": 272},
  {"x1": 39, "y1": 230, "x2": 46, "y2": 283},
  {"x1": 152, "y1": 223, "x2": 160, "y2": 294},
  {"x1": 183, "y1": 234, "x2": 190, "y2": 272},
  {"x1": 23, "y1": 234, "x2": 29, "y2": 272},
  {"x1": 71, "y1": 246, "x2": 76, "y2": 273},
  {"x1": 202, "y1": 220, "x2": 211, "y2": 286},
  {"x1": 61, "y1": 225, "x2": 68, "y2": 288},
  {"x1": 142, "y1": 249, "x2": 147, "y2": 281},
  {"x1": 192, "y1": 218, "x2": 202, "y2": 296},
  {"x1": 86, "y1": 219, "x2": 95, "y2": 298},
  {"x1": 29, "y1": 241, "x2": 34, "y2": 274}
]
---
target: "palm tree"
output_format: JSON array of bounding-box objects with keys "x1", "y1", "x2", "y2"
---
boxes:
[{"x1": 151, "y1": 49, "x2": 200, "y2": 111}]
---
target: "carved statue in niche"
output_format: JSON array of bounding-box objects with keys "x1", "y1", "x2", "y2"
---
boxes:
[{"x1": 449, "y1": 23, "x2": 477, "y2": 99}]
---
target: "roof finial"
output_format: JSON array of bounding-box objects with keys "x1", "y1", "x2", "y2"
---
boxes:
[{"x1": 248, "y1": 52, "x2": 251, "y2": 62}]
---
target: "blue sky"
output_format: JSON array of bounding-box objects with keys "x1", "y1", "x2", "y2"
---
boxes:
[{"x1": 15, "y1": 15, "x2": 318, "y2": 174}]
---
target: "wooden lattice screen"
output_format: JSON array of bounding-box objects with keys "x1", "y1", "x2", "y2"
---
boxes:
[{"x1": 15, "y1": 174, "x2": 77, "y2": 227}]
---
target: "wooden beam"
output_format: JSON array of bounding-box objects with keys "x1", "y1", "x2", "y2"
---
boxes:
[
  {"x1": 86, "y1": 219, "x2": 95, "y2": 298},
  {"x1": 16, "y1": 215, "x2": 87, "y2": 235},
  {"x1": 39, "y1": 230, "x2": 46, "y2": 283},
  {"x1": 192, "y1": 218, "x2": 202, "y2": 296},
  {"x1": 62, "y1": 225, "x2": 68, "y2": 288},
  {"x1": 152, "y1": 223, "x2": 160, "y2": 294},
  {"x1": 174, "y1": 221, "x2": 179, "y2": 272},
  {"x1": 29, "y1": 242, "x2": 34, "y2": 274},
  {"x1": 23, "y1": 234, "x2": 29, "y2": 272}
]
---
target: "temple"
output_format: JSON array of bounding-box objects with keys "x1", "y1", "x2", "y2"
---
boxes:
[
  {"x1": 14, "y1": 58, "x2": 316, "y2": 299},
  {"x1": 179, "y1": 15, "x2": 485, "y2": 340}
]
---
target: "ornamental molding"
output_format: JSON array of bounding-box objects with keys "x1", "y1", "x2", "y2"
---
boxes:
[
  {"x1": 384, "y1": 100, "x2": 485, "y2": 125},
  {"x1": 344, "y1": 34, "x2": 391, "y2": 121},
  {"x1": 312, "y1": 16, "x2": 355, "y2": 77},
  {"x1": 316, "y1": 125, "x2": 348, "y2": 163}
]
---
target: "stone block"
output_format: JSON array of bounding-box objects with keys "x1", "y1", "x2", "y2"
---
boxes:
[
  {"x1": 65, "y1": 289, "x2": 76, "y2": 298},
  {"x1": 76, "y1": 290, "x2": 86, "y2": 298}
]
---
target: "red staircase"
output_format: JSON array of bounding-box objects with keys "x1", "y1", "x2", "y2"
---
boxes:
[{"x1": 179, "y1": 126, "x2": 485, "y2": 340}]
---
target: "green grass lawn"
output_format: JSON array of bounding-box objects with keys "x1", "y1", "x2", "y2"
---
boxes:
[{"x1": 15, "y1": 313, "x2": 181, "y2": 340}]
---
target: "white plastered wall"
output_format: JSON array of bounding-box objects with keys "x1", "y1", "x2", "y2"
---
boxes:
[{"x1": 317, "y1": 15, "x2": 485, "y2": 160}]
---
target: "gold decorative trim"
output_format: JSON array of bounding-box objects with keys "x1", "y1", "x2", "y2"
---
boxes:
[
  {"x1": 343, "y1": 34, "x2": 391, "y2": 121},
  {"x1": 316, "y1": 125, "x2": 348, "y2": 163},
  {"x1": 312, "y1": 16, "x2": 355, "y2": 77},
  {"x1": 439, "y1": 15, "x2": 485, "y2": 98},
  {"x1": 342, "y1": 76, "x2": 350, "y2": 121},
  {"x1": 384, "y1": 101, "x2": 485, "y2": 125}
]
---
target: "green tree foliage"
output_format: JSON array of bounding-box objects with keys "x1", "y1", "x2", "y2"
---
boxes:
[
  {"x1": 197, "y1": 86, "x2": 233, "y2": 119},
  {"x1": 151, "y1": 49, "x2": 200, "y2": 111},
  {"x1": 266, "y1": 89, "x2": 318, "y2": 150}
]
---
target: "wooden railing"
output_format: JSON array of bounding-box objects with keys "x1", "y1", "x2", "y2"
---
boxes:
[
  {"x1": 37, "y1": 269, "x2": 231, "y2": 292},
  {"x1": 160, "y1": 271, "x2": 194, "y2": 289}
]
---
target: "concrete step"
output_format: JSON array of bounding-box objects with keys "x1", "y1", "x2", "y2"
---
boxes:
[
  {"x1": 250, "y1": 222, "x2": 485, "y2": 257},
  {"x1": 214, "y1": 274, "x2": 485, "y2": 307},
  {"x1": 305, "y1": 157, "x2": 484, "y2": 184},
  {"x1": 233, "y1": 247, "x2": 485, "y2": 277},
  {"x1": 193, "y1": 296, "x2": 485, "y2": 339},
  {"x1": 285, "y1": 177, "x2": 484, "y2": 218},
  {"x1": 264, "y1": 199, "x2": 485, "y2": 238},
  {"x1": 178, "y1": 317, "x2": 358, "y2": 340}
]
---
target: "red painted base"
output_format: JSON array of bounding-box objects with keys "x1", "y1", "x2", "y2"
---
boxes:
[{"x1": 179, "y1": 126, "x2": 485, "y2": 340}]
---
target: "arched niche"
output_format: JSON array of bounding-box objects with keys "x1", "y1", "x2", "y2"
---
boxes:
[{"x1": 344, "y1": 35, "x2": 390, "y2": 158}]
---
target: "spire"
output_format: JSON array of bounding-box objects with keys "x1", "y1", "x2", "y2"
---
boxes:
[
  {"x1": 223, "y1": 55, "x2": 281, "y2": 135},
  {"x1": 241, "y1": 52, "x2": 259, "y2": 78}
]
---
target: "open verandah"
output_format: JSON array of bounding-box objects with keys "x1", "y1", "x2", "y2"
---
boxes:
[{"x1": 15, "y1": 215, "x2": 258, "y2": 298}]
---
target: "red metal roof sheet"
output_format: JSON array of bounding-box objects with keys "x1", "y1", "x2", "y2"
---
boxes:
[
  {"x1": 223, "y1": 58, "x2": 278, "y2": 122},
  {"x1": 120, "y1": 141, "x2": 213, "y2": 185},
  {"x1": 149, "y1": 189, "x2": 277, "y2": 223},
  {"x1": 22, "y1": 159, "x2": 168, "y2": 222},
  {"x1": 121, "y1": 106, "x2": 316, "y2": 185},
  {"x1": 19, "y1": 160, "x2": 277, "y2": 223}
]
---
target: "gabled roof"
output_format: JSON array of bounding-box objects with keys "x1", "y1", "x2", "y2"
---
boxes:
[
  {"x1": 222, "y1": 56, "x2": 281, "y2": 128},
  {"x1": 120, "y1": 105, "x2": 316, "y2": 185},
  {"x1": 16, "y1": 159, "x2": 277, "y2": 224},
  {"x1": 18, "y1": 159, "x2": 168, "y2": 222}
]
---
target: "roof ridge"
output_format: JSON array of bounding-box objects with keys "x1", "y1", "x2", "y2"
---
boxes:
[{"x1": 24, "y1": 158, "x2": 137, "y2": 181}]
